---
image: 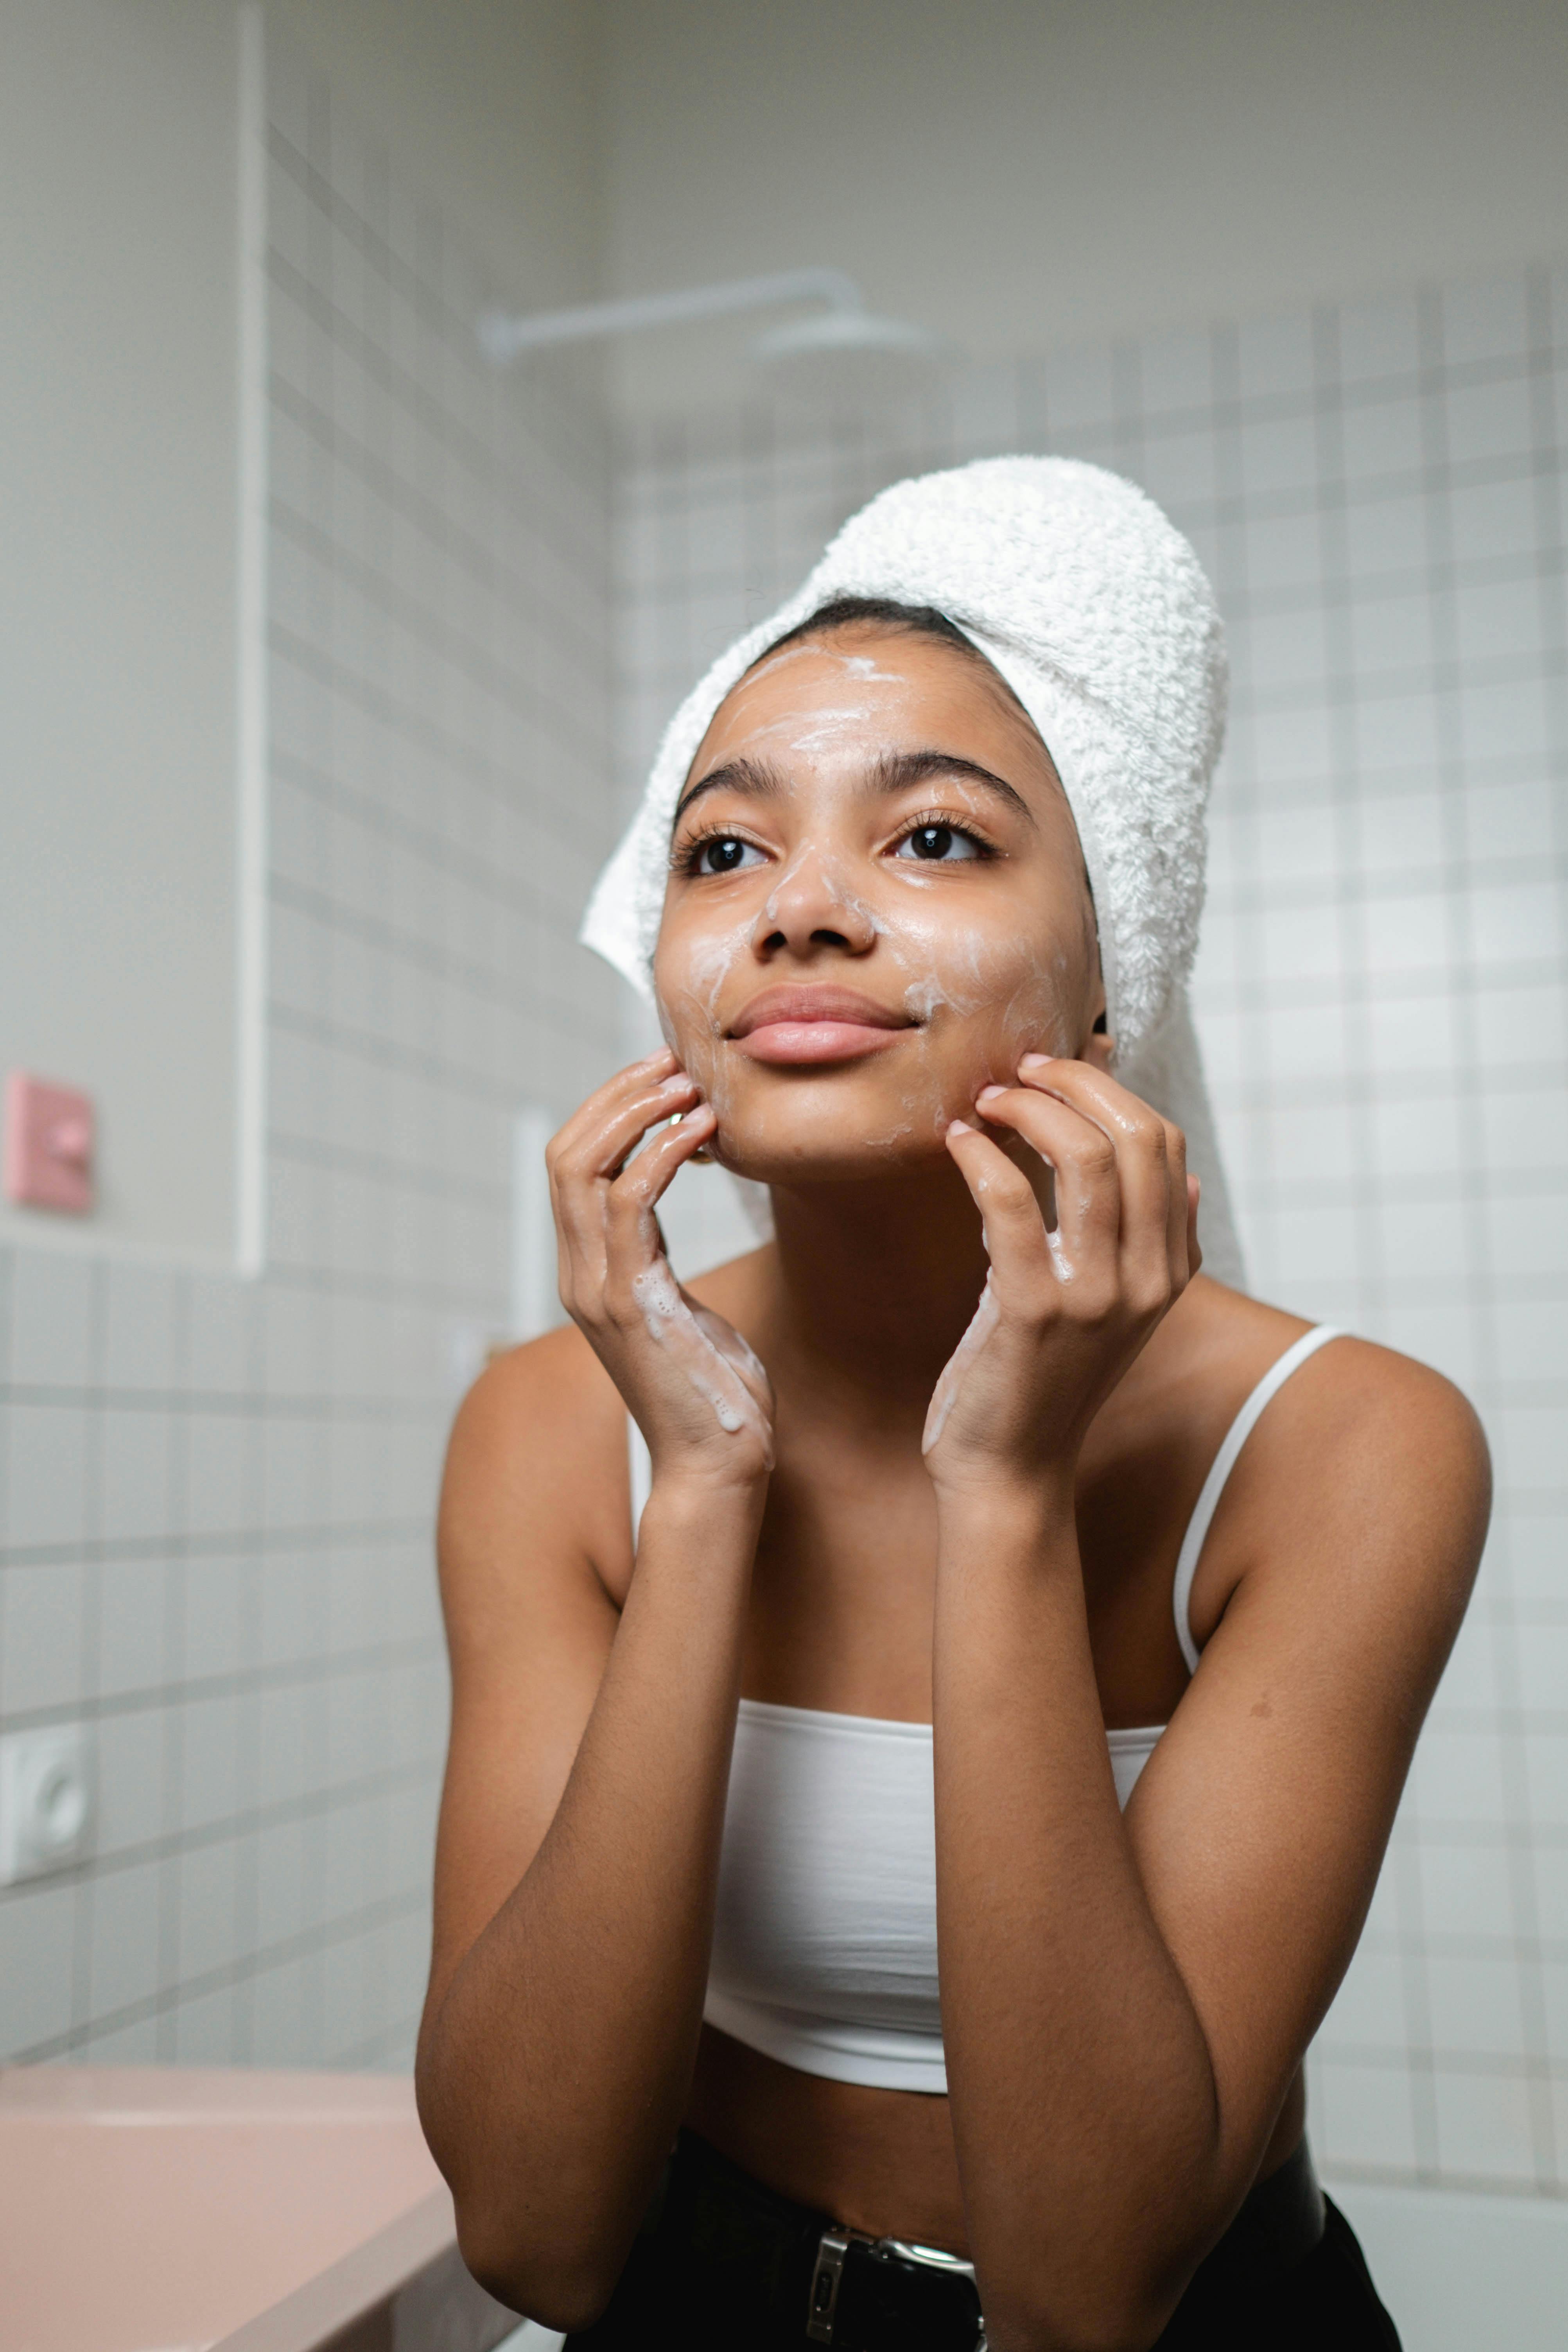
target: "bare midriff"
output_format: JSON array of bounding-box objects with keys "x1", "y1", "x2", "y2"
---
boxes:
[{"x1": 685, "y1": 2026, "x2": 1307, "y2": 2257}]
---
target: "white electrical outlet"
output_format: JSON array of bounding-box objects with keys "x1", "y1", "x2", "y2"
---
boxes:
[{"x1": 0, "y1": 1724, "x2": 94, "y2": 1885}]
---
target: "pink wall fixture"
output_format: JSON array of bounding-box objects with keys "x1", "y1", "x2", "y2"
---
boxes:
[{"x1": 2, "y1": 1071, "x2": 94, "y2": 1213}]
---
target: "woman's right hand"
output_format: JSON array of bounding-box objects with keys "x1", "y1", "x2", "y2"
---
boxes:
[{"x1": 546, "y1": 1048, "x2": 774, "y2": 1491}]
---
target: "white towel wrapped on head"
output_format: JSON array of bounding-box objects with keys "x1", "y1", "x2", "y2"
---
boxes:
[{"x1": 582, "y1": 455, "x2": 1243, "y2": 1286}]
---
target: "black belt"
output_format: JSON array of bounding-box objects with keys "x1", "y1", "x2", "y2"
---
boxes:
[{"x1": 574, "y1": 2127, "x2": 1327, "y2": 2352}]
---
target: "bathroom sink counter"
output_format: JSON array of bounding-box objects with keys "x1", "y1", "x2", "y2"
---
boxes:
[{"x1": 0, "y1": 2066, "x2": 514, "y2": 2352}]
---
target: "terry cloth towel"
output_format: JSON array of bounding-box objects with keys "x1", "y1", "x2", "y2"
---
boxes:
[{"x1": 581, "y1": 455, "x2": 1243, "y2": 1287}]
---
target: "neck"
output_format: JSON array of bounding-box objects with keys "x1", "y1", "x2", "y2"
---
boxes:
[{"x1": 763, "y1": 1157, "x2": 993, "y2": 1410}]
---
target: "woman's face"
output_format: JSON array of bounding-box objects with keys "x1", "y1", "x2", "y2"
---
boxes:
[{"x1": 653, "y1": 623, "x2": 1105, "y2": 1186}]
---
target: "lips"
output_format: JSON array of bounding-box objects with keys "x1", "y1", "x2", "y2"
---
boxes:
[{"x1": 729, "y1": 985, "x2": 915, "y2": 1066}]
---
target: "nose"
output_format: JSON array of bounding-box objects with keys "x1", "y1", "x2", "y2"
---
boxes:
[{"x1": 752, "y1": 846, "x2": 879, "y2": 961}]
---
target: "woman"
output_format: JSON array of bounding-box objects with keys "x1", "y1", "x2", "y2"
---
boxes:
[{"x1": 416, "y1": 461, "x2": 1487, "y2": 2351}]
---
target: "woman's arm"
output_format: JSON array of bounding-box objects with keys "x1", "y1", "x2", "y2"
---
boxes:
[
  {"x1": 414, "y1": 1053, "x2": 771, "y2": 2332},
  {"x1": 927, "y1": 1064, "x2": 1487, "y2": 2352}
]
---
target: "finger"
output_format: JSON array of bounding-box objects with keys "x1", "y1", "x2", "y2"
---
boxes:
[
  {"x1": 606, "y1": 1103, "x2": 719, "y2": 1251},
  {"x1": 546, "y1": 1048, "x2": 682, "y2": 1175},
  {"x1": 944, "y1": 1119, "x2": 1058, "y2": 1302},
  {"x1": 552, "y1": 1069, "x2": 701, "y2": 1208},
  {"x1": 549, "y1": 1065, "x2": 697, "y2": 1282},
  {"x1": 1014, "y1": 1057, "x2": 1175, "y2": 1299},
  {"x1": 972, "y1": 1085, "x2": 1121, "y2": 1276},
  {"x1": 1014, "y1": 1053, "x2": 1154, "y2": 1128},
  {"x1": 591, "y1": 1107, "x2": 716, "y2": 1331}
]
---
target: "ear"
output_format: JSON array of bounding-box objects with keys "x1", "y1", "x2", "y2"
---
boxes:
[{"x1": 1080, "y1": 1001, "x2": 1114, "y2": 1070}]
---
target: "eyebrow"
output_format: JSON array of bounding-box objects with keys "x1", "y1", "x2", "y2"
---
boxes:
[
  {"x1": 672, "y1": 747, "x2": 1038, "y2": 832},
  {"x1": 673, "y1": 755, "x2": 788, "y2": 827}
]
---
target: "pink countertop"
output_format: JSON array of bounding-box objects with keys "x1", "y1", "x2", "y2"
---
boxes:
[{"x1": 0, "y1": 2067, "x2": 459, "y2": 2352}]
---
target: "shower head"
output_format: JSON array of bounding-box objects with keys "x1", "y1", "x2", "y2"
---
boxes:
[
  {"x1": 478, "y1": 267, "x2": 950, "y2": 401},
  {"x1": 749, "y1": 307, "x2": 949, "y2": 400}
]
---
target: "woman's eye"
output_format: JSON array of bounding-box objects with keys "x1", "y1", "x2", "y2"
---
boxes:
[
  {"x1": 691, "y1": 834, "x2": 764, "y2": 875},
  {"x1": 895, "y1": 823, "x2": 981, "y2": 863}
]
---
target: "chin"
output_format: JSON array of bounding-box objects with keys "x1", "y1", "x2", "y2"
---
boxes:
[
  {"x1": 704, "y1": 1071, "x2": 960, "y2": 1189},
  {"x1": 714, "y1": 1133, "x2": 949, "y2": 1188}
]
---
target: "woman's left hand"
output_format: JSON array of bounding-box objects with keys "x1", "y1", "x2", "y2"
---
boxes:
[{"x1": 922, "y1": 1055, "x2": 1200, "y2": 1500}]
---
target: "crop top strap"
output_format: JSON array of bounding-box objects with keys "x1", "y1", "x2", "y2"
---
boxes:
[
  {"x1": 1172, "y1": 1324, "x2": 1348, "y2": 1676},
  {"x1": 628, "y1": 1416, "x2": 652, "y2": 1538}
]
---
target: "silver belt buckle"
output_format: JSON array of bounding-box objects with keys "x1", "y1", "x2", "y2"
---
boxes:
[
  {"x1": 880, "y1": 2239, "x2": 985, "y2": 2347},
  {"x1": 875, "y1": 2235, "x2": 977, "y2": 2282},
  {"x1": 807, "y1": 2225, "x2": 984, "y2": 2345},
  {"x1": 806, "y1": 2223, "x2": 872, "y2": 2341}
]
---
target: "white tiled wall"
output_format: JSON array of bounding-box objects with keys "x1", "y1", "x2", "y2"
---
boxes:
[
  {"x1": 615, "y1": 268, "x2": 1568, "y2": 2196},
  {"x1": 0, "y1": 39, "x2": 617, "y2": 2069}
]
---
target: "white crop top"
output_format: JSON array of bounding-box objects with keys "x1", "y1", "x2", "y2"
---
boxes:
[{"x1": 627, "y1": 1324, "x2": 1344, "y2": 2095}]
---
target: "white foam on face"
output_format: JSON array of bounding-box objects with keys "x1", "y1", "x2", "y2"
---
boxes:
[
  {"x1": 879, "y1": 910, "x2": 1080, "y2": 1153},
  {"x1": 738, "y1": 642, "x2": 908, "y2": 693},
  {"x1": 656, "y1": 915, "x2": 754, "y2": 1134},
  {"x1": 654, "y1": 649, "x2": 1094, "y2": 1183},
  {"x1": 753, "y1": 706, "x2": 886, "y2": 761},
  {"x1": 759, "y1": 841, "x2": 887, "y2": 938}
]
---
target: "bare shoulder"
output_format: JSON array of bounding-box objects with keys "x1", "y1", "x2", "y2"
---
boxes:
[
  {"x1": 1200, "y1": 1277, "x2": 1491, "y2": 1654},
  {"x1": 437, "y1": 1321, "x2": 635, "y2": 1652}
]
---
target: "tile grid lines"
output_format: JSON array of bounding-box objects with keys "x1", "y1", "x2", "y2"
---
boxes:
[
  {"x1": 266, "y1": 869, "x2": 592, "y2": 1046},
  {"x1": 624, "y1": 434, "x2": 1563, "y2": 538},
  {"x1": 0, "y1": 1519, "x2": 432, "y2": 1578},
  {"x1": 266, "y1": 488, "x2": 598, "y2": 770},
  {"x1": 269, "y1": 1131, "x2": 510, "y2": 1219},
  {"x1": 264, "y1": 119, "x2": 605, "y2": 515},
  {"x1": 66, "y1": 1259, "x2": 107, "y2": 2051},
  {"x1": 0, "y1": 32, "x2": 615, "y2": 2071},
  {"x1": 265, "y1": 624, "x2": 597, "y2": 875},
  {"x1": 276, "y1": 112, "x2": 606, "y2": 508},
  {"x1": 0, "y1": 1378, "x2": 450, "y2": 1419},
  {"x1": 10, "y1": 1883, "x2": 429, "y2": 2068},
  {"x1": 619, "y1": 573, "x2": 1568, "y2": 721},
  {"x1": 1516, "y1": 259, "x2": 1568, "y2": 2190},
  {"x1": 0, "y1": 1633, "x2": 443, "y2": 1745},
  {"x1": 1381, "y1": 286, "x2": 1454, "y2": 2179},
  {"x1": 269, "y1": 745, "x2": 576, "y2": 935},
  {"x1": 1210, "y1": 317, "x2": 1277, "y2": 1334},
  {"x1": 267, "y1": 1001, "x2": 536, "y2": 1121},
  {"x1": 1533, "y1": 262, "x2": 1568, "y2": 996},
  {"x1": 266, "y1": 366, "x2": 605, "y2": 714},
  {"x1": 617, "y1": 327, "x2": 1566, "y2": 477},
  {"x1": 1426, "y1": 282, "x2": 1551, "y2": 2190}
]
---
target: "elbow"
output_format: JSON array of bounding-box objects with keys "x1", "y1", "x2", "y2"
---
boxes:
[
  {"x1": 982, "y1": 2262, "x2": 1189, "y2": 2352},
  {"x1": 416, "y1": 2063, "x2": 630, "y2": 2332},
  {"x1": 986, "y1": 2305, "x2": 1171, "y2": 2352},
  {"x1": 455, "y1": 2205, "x2": 624, "y2": 2338}
]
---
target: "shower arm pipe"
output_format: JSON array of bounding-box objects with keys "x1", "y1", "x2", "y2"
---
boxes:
[{"x1": 477, "y1": 266, "x2": 865, "y2": 362}]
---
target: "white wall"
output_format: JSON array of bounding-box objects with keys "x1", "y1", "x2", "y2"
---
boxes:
[
  {"x1": 0, "y1": 1, "x2": 250, "y2": 1259},
  {"x1": 0, "y1": 0, "x2": 599, "y2": 1264},
  {"x1": 599, "y1": 0, "x2": 1568, "y2": 412},
  {"x1": 0, "y1": 16, "x2": 619, "y2": 2072},
  {"x1": 267, "y1": 0, "x2": 601, "y2": 311}
]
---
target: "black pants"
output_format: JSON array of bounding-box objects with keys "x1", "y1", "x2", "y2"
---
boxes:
[{"x1": 566, "y1": 2128, "x2": 1402, "y2": 2350}]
